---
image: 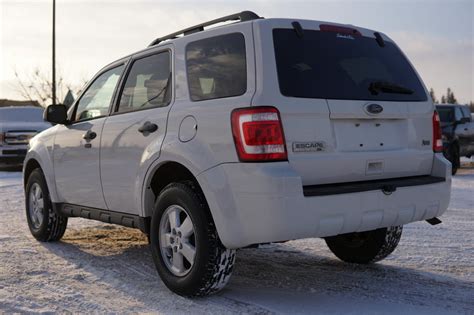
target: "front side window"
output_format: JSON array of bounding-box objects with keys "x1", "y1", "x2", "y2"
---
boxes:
[
  {"x1": 186, "y1": 33, "x2": 247, "y2": 101},
  {"x1": 273, "y1": 29, "x2": 427, "y2": 102},
  {"x1": 73, "y1": 65, "x2": 124, "y2": 122},
  {"x1": 117, "y1": 51, "x2": 171, "y2": 113}
]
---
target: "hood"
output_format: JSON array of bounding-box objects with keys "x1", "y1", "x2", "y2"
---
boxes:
[{"x1": 0, "y1": 121, "x2": 52, "y2": 133}]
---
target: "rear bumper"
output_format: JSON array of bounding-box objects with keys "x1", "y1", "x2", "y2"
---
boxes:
[{"x1": 198, "y1": 154, "x2": 451, "y2": 249}]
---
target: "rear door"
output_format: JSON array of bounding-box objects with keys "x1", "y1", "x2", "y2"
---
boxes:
[
  {"x1": 100, "y1": 47, "x2": 172, "y2": 215},
  {"x1": 254, "y1": 20, "x2": 433, "y2": 185}
]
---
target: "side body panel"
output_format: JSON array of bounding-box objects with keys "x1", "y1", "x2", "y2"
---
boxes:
[{"x1": 140, "y1": 21, "x2": 256, "y2": 217}]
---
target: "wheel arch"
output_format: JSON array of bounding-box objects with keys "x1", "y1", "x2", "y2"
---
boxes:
[
  {"x1": 23, "y1": 158, "x2": 42, "y2": 188},
  {"x1": 22, "y1": 153, "x2": 60, "y2": 203},
  {"x1": 142, "y1": 161, "x2": 206, "y2": 218}
]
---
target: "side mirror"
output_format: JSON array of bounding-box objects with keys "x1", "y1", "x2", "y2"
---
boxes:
[
  {"x1": 458, "y1": 117, "x2": 470, "y2": 124},
  {"x1": 44, "y1": 104, "x2": 68, "y2": 125}
]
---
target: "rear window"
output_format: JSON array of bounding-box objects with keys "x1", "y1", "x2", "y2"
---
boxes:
[
  {"x1": 273, "y1": 29, "x2": 427, "y2": 102},
  {"x1": 186, "y1": 33, "x2": 246, "y2": 101}
]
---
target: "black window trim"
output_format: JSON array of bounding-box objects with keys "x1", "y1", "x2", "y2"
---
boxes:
[
  {"x1": 68, "y1": 61, "x2": 128, "y2": 125},
  {"x1": 110, "y1": 48, "x2": 173, "y2": 117},
  {"x1": 185, "y1": 32, "x2": 248, "y2": 102}
]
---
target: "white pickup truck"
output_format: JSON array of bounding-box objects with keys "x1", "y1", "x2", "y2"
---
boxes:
[{"x1": 0, "y1": 106, "x2": 51, "y2": 166}]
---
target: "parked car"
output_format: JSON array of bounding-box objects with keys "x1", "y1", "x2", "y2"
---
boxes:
[
  {"x1": 436, "y1": 104, "x2": 474, "y2": 174},
  {"x1": 23, "y1": 11, "x2": 451, "y2": 297},
  {"x1": 0, "y1": 106, "x2": 51, "y2": 166}
]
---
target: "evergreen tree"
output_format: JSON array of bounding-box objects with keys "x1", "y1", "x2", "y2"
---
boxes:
[
  {"x1": 429, "y1": 88, "x2": 438, "y2": 103},
  {"x1": 441, "y1": 95, "x2": 446, "y2": 103},
  {"x1": 446, "y1": 88, "x2": 458, "y2": 104}
]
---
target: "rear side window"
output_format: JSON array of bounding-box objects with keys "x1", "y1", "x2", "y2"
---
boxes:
[
  {"x1": 186, "y1": 33, "x2": 246, "y2": 101},
  {"x1": 437, "y1": 107, "x2": 453, "y2": 122},
  {"x1": 117, "y1": 51, "x2": 171, "y2": 113},
  {"x1": 273, "y1": 29, "x2": 427, "y2": 102}
]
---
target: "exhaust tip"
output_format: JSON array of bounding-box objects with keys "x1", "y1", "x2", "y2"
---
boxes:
[{"x1": 426, "y1": 217, "x2": 442, "y2": 225}]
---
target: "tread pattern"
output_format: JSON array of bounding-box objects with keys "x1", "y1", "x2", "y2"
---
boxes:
[
  {"x1": 26, "y1": 169, "x2": 68, "y2": 242},
  {"x1": 325, "y1": 225, "x2": 403, "y2": 264},
  {"x1": 371, "y1": 225, "x2": 403, "y2": 263},
  {"x1": 180, "y1": 180, "x2": 236, "y2": 297}
]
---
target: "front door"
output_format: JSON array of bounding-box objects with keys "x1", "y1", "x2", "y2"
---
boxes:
[
  {"x1": 53, "y1": 64, "x2": 125, "y2": 209},
  {"x1": 100, "y1": 49, "x2": 172, "y2": 215}
]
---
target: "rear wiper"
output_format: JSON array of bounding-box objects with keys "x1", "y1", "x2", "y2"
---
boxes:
[{"x1": 368, "y1": 81, "x2": 414, "y2": 95}]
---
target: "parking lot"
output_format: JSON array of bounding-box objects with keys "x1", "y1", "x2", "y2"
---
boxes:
[{"x1": 0, "y1": 162, "x2": 473, "y2": 314}]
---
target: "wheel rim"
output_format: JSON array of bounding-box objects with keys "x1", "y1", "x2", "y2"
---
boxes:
[
  {"x1": 28, "y1": 183, "x2": 44, "y2": 229},
  {"x1": 159, "y1": 205, "x2": 196, "y2": 277}
]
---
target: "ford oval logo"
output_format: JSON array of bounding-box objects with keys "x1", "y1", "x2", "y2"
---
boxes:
[{"x1": 365, "y1": 103, "x2": 383, "y2": 115}]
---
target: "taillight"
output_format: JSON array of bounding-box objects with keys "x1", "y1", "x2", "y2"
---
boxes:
[
  {"x1": 231, "y1": 106, "x2": 287, "y2": 162},
  {"x1": 0, "y1": 132, "x2": 4, "y2": 145},
  {"x1": 319, "y1": 24, "x2": 362, "y2": 36},
  {"x1": 433, "y1": 111, "x2": 443, "y2": 152}
]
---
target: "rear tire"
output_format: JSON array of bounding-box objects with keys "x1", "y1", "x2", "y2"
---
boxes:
[
  {"x1": 325, "y1": 226, "x2": 402, "y2": 264},
  {"x1": 150, "y1": 181, "x2": 236, "y2": 297},
  {"x1": 25, "y1": 169, "x2": 68, "y2": 242}
]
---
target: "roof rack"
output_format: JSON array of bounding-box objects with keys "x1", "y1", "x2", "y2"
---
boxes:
[{"x1": 148, "y1": 11, "x2": 261, "y2": 47}]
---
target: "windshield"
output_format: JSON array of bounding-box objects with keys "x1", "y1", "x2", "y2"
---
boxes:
[
  {"x1": 0, "y1": 107, "x2": 44, "y2": 122},
  {"x1": 273, "y1": 29, "x2": 427, "y2": 101}
]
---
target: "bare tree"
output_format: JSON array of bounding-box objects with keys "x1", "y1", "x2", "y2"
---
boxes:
[{"x1": 13, "y1": 68, "x2": 86, "y2": 107}]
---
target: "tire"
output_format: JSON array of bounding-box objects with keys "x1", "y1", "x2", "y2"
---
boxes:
[
  {"x1": 445, "y1": 144, "x2": 460, "y2": 175},
  {"x1": 25, "y1": 169, "x2": 68, "y2": 242},
  {"x1": 450, "y1": 145, "x2": 460, "y2": 175},
  {"x1": 150, "y1": 181, "x2": 236, "y2": 297},
  {"x1": 325, "y1": 226, "x2": 403, "y2": 264}
]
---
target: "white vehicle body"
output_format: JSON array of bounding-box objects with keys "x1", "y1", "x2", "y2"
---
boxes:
[{"x1": 24, "y1": 17, "x2": 451, "y2": 251}]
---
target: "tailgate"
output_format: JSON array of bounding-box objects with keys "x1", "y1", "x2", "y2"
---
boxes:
[
  {"x1": 267, "y1": 21, "x2": 435, "y2": 186},
  {"x1": 280, "y1": 99, "x2": 434, "y2": 186}
]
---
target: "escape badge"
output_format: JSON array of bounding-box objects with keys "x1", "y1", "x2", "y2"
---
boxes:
[{"x1": 292, "y1": 141, "x2": 326, "y2": 153}]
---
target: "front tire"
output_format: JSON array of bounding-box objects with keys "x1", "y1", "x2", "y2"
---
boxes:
[
  {"x1": 150, "y1": 182, "x2": 236, "y2": 297},
  {"x1": 325, "y1": 226, "x2": 403, "y2": 264},
  {"x1": 25, "y1": 169, "x2": 68, "y2": 242}
]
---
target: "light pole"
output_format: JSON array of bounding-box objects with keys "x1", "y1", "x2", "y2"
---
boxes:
[{"x1": 52, "y1": 0, "x2": 56, "y2": 105}]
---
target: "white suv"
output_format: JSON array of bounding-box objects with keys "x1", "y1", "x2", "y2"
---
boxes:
[{"x1": 23, "y1": 11, "x2": 451, "y2": 297}]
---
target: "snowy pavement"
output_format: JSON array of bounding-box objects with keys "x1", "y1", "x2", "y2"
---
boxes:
[{"x1": 0, "y1": 165, "x2": 473, "y2": 314}]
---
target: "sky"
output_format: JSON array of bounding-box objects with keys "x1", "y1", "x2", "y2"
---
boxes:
[{"x1": 1, "y1": 0, "x2": 473, "y2": 104}]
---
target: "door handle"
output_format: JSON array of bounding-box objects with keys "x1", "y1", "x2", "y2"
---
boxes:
[
  {"x1": 83, "y1": 130, "x2": 97, "y2": 141},
  {"x1": 138, "y1": 121, "x2": 158, "y2": 134}
]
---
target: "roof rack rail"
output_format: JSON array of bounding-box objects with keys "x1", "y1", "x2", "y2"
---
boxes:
[{"x1": 148, "y1": 10, "x2": 261, "y2": 47}]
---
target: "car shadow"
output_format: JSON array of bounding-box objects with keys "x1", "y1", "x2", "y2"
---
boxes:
[{"x1": 40, "y1": 224, "x2": 474, "y2": 313}]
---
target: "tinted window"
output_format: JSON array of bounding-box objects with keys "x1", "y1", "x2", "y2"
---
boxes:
[
  {"x1": 186, "y1": 33, "x2": 246, "y2": 101},
  {"x1": 460, "y1": 106, "x2": 472, "y2": 120},
  {"x1": 117, "y1": 52, "x2": 171, "y2": 113},
  {"x1": 454, "y1": 107, "x2": 464, "y2": 121},
  {"x1": 74, "y1": 66, "x2": 124, "y2": 122},
  {"x1": 437, "y1": 107, "x2": 453, "y2": 123},
  {"x1": 273, "y1": 29, "x2": 427, "y2": 101}
]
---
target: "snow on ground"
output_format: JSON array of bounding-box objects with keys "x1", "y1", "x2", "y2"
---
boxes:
[{"x1": 0, "y1": 163, "x2": 473, "y2": 314}]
